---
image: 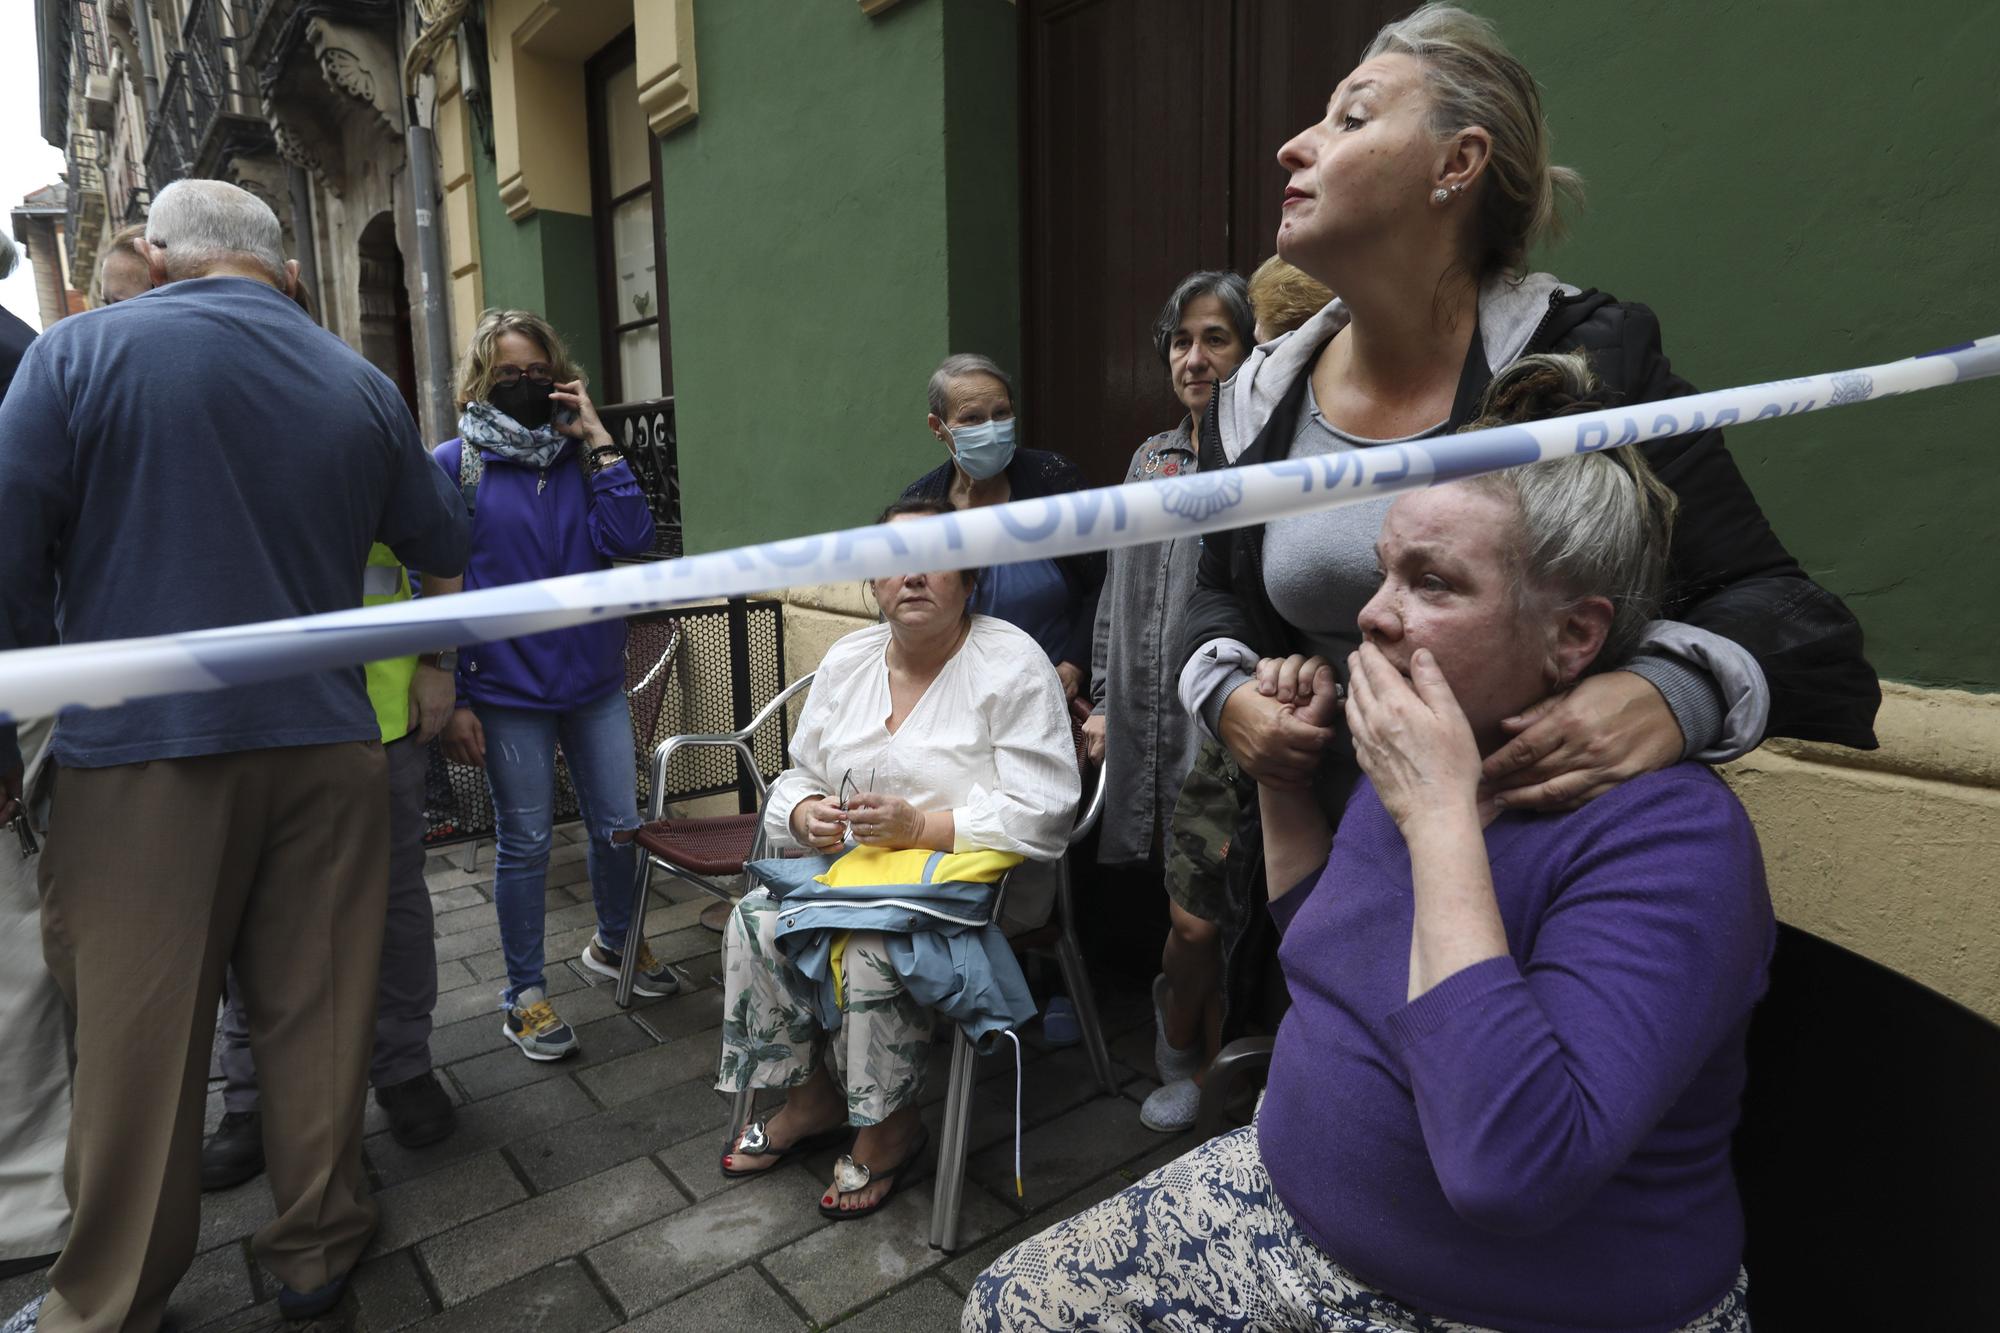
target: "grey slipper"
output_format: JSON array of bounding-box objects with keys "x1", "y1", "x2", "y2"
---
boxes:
[
  {"x1": 1152, "y1": 974, "x2": 1202, "y2": 1085},
  {"x1": 1140, "y1": 1077, "x2": 1202, "y2": 1133}
]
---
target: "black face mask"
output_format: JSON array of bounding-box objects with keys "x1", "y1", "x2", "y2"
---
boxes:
[{"x1": 488, "y1": 379, "x2": 555, "y2": 430}]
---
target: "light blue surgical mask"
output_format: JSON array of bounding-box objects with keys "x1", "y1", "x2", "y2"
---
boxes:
[{"x1": 948, "y1": 417, "x2": 1017, "y2": 480}]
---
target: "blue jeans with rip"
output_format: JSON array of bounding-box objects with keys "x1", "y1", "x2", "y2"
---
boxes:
[{"x1": 476, "y1": 687, "x2": 640, "y2": 1007}]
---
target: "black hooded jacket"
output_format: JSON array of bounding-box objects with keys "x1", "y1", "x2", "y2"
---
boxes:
[{"x1": 1182, "y1": 285, "x2": 1881, "y2": 749}]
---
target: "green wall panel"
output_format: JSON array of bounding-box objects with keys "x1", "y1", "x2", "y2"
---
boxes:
[
  {"x1": 659, "y1": 0, "x2": 1021, "y2": 554},
  {"x1": 468, "y1": 136, "x2": 604, "y2": 392},
  {"x1": 1477, "y1": 1, "x2": 1999, "y2": 690}
]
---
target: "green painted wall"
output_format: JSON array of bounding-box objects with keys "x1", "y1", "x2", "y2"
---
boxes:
[
  {"x1": 659, "y1": 0, "x2": 1021, "y2": 554},
  {"x1": 468, "y1": 139, "x2": 605, "y2": 391},
  {"x1": 1480, "y1": 1, "x2": 2000, "y2": 691}
]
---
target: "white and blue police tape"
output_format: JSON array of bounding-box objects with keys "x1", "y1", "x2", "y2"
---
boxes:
[{"x1": 2, "y1": 335, "x2": 1996, "y2": 724}]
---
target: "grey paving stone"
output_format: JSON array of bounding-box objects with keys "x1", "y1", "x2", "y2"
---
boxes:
[
  {"x1": 163, "y1": 1242, "x2": 255, "y2": 1328},
  {"x1": 546, "y1": 855, "x2": 596, "y2": 889},
  {"x1": 415, "y1": 1259, "x2": 617, "y2": 1333},
  {"x1": 938, "y1": 1133, "x2": 1198, "y2": 1294},
  {"x1": 364, "y1": 1075, "x2": 596, "y2": 1187},
  {"x1": 430, "y1": 884, "x2": 488, "y2": 912},
  {"x1": 432, "y1": 902, "x2": 498, "y2": 936},
  {"x1": 966, "y1": 1094, "x2": 1162, "y2": 1207},
  {"x1": 431, "y1": 979, "x2": 510, "y2": 1029},
  {"x1": 586, "y1": 1164, "x2": 828, "y2": 1314},
  {"x1": 761, "y1": 1163, "x2": 1012, "y2": 1325},
  {"x1": 626, "y1": 983, "x2": 724, "y2": 1042},
  {"x1": 549, "y1": 839, "x2": 590, "y2": 868},
  {"x1": 461, "y1": 947, "x2": 589, "y2": 991},
  {"x1": 420, "y1": 1158, "x2": 687, "y2": 1305},
  {"x1": 435, "y1": 958, "x2": 483, "y2": 993},
  {"x1": 510, "y1": 1077, "x2": 731, "y2": 1192},
  {"x1": 428, "y1": 1010, "x2": 512, "y2": 1066},
  {"x1": 364, "y1": 1150, "x2": 528, "y2": 1256},
  {"x1": 196, "y1": 1174, "x2": 278, "y2": 1255},
  {"x1": 349, "y1": 1247, "x2": 436, "y2": 1332},
  {"x1": 612, "y1": 1264, "x2": 806, "y2": 1332},
  {"x1": 433, "y1": 922, "x2": 503, "y2": 964},
  {"x1": 449, "y1": 1013, "x2": 655, "y2": 1103},
  {"x1": 574, "y1": 1026, "x2": 719, "y2": 1107},
  {"x1": 828, "y1": 1277, "x2": 967, "y2": 1332}
]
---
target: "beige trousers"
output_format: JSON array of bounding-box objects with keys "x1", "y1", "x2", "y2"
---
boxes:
[{"x1": 35, "y1": 742, "x2": 389, "y2": 1333}]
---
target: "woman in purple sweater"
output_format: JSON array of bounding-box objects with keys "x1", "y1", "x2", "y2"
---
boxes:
[
  {"x1": 423, "y1": 309, "x2": 674, "y2": 1063},
  {"x1": 965, "y1": 354, "x2": 1772, "y2": 1333}
]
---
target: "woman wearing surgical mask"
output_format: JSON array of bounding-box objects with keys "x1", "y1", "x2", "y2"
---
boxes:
[
  {"x1": 421, "y1": 309, "x2": 674, "y2": 1066},
  {"x1": 901, "y1": 354, "x2": 1104, "y2": 711}
]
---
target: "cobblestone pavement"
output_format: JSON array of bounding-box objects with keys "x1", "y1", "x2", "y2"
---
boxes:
[{"x1": 2, "y1": 832, "x2": 1189, "y2": 1331}]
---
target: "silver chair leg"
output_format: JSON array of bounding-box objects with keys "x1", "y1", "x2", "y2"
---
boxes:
[
  {"x1": 930, "y1": 1026, "x2": 977, "y2": 1252},
  {"x1": 1054, "y1": 867, "x2": 1118, "y2": 1095},
  {"x1": 616, "y1": 853, "x2": 653, "y2": 1008},
  {"x1": 730, "y1": 1086, "x2": 756, "y2": 1147}
]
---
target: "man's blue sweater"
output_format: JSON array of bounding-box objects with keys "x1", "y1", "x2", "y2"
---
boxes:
[{"x1": 0, "y1": 276, "x2": 469, "y2": 770}]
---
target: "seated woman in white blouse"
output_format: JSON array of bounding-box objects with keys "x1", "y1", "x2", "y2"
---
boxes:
[{"x1": 713, "y1": 498, "x2": 1080, "y2": 1220}]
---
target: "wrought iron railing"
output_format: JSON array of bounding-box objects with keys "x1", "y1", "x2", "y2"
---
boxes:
[
  {"x1": 143, "y1": 52, "x2": 196, "y2": 188},
  {"x1": 422, "y1": 600, "x2": 791, "y2": 847},
  {"x1": 601, "y1": 395, "x2": 682, "y2": 558},
  {"x1": 65, "y1": 129, "x2": 106, "y2": 255},
  {"x1": 143, "y1": 0, "x2": 264, "y2": 190}
]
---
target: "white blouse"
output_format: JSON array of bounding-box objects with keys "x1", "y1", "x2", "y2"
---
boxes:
[{"x1": 764, "y1": 616, "x2": 1081, "y2": 920}]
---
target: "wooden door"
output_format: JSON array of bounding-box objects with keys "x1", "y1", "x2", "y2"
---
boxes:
[{"x1": 1020, "y1": 0, "x2": 1411, "y2": 485}]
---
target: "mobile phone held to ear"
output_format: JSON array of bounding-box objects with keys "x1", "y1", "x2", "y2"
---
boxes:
[{"x1": 554, "y1": 404, "x2": 580, "y2": 429}]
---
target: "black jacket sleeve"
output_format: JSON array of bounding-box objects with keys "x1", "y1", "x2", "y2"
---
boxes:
[{"x1": 1586, "y1": 303, "x2": 1880, "y2": 748}]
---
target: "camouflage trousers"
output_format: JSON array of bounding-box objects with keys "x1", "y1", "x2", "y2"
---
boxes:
[{"x1": 715, "y1": 888, "x2": 935, "y2": 1125}]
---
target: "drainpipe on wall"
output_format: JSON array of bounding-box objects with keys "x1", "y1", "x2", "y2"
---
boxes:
[
  {"x1": 397, "y1": 9, "x2": 457, "y2": 443},
  {"x1": 131, "y1": 0, "x2": 161, "y2": 121},
  {"x1": 287, "y1": 164, "x2": 321, "y2": 312},
  {"x1": 405, "y1": 114, "x2": 455, "y2": 440}
]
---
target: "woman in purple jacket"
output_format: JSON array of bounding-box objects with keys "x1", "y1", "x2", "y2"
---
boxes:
[
  {"x1": 965, "y1": 355, "x2": 1772, "y2": 1333},
  {"x1": 423, "y1": 309, "x2": 674, "y2": 1062}
]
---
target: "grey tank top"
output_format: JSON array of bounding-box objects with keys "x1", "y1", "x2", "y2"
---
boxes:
[{"x1": 1262, "y1": 388, "x2": 1446, "y2": 666}]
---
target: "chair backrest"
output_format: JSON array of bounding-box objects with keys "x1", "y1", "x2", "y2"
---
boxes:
[
  {"x1": 624, "y1": 616, "x2": 684, "y2": 787},
  {"x1": 1734, "y1": 923, "x2": 2000, "y2": 1328}
]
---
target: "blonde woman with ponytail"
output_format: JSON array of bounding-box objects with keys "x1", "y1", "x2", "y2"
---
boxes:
[
  {"x1": 1174, "y1": 0, "x2": 1877, "y2": 1061},
  {"x1": 969, "y1": 354, "x2": 1770, "y2": 1333}
]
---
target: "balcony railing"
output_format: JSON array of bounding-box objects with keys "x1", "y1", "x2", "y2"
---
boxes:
[
  {"x1": 65, "y1": 129, "x2": 107, "y2": 283},
  {"x1": 601, "y1": 396, "x2": 683, "y2": 558},
  {"x1": 142, "y1": 0, "x2": 266, "y2": 191}
]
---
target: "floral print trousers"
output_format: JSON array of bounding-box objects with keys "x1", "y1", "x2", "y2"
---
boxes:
[
  {"x1": 715, "y1": 888, "x2": 935, "y2": 1125},
  {"x1": 962, "y1": 1124, "x2": 1751, "y2": 1333}
]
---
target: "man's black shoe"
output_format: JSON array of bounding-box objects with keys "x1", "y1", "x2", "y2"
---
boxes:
[
  {"x1": 375, "y1": 1072, "x2": 455, "y2": 1149},
  {"x1": 200, "y1": 1110, "x2": 265, "y2": 1191},
  {"x1": 277, "y1": 1271, "x2": 348, "y2": 1321}
]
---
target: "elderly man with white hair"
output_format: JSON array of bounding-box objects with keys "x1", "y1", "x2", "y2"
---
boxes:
[{"x1": 0, "y1": 179, "x2": 469, "y2": 1333}]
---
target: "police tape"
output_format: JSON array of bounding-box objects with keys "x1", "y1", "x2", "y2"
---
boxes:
[{"x1": 2, "y1": 334, "x2": 1996, "y2": 724}]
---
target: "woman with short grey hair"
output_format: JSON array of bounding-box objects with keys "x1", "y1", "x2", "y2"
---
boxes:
[{"x1": 903, "y1": 353, "x2": 1104, "y2": 708}]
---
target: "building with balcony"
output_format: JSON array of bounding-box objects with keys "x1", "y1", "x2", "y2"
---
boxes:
[{"x1": 23, "y1": 0, "x2": 2000, "y2": 1038}]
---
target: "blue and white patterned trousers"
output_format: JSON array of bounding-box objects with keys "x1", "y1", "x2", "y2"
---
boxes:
[{"x1": 962, "y1": 1124, "x2": 1751, "y2": 1333}]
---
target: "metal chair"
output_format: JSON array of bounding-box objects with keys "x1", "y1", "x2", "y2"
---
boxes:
[
  {"x1": 929, "y1": 751, "x2": 1114, "y2": 1252},
  {"x1": 611, "y1": 671, "x2": 816, "y2": 1008}
]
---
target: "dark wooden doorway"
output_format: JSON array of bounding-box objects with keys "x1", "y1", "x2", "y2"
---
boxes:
[{"x1": 1019, "y1": 0, "x2": 1411, "y2": 485}]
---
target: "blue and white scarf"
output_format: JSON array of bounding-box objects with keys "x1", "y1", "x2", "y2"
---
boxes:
[{"x1": 459, "y1": 399, "x2": 570, "y2": 471}]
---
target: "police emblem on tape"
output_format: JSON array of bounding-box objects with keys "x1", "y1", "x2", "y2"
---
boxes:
[
  {"x1": 1827, "y1": 372, "x2": 1873, "y2": 406},
  {"x1": 1159, "y1": 474, "x2": 1244, "y2": 523}
]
